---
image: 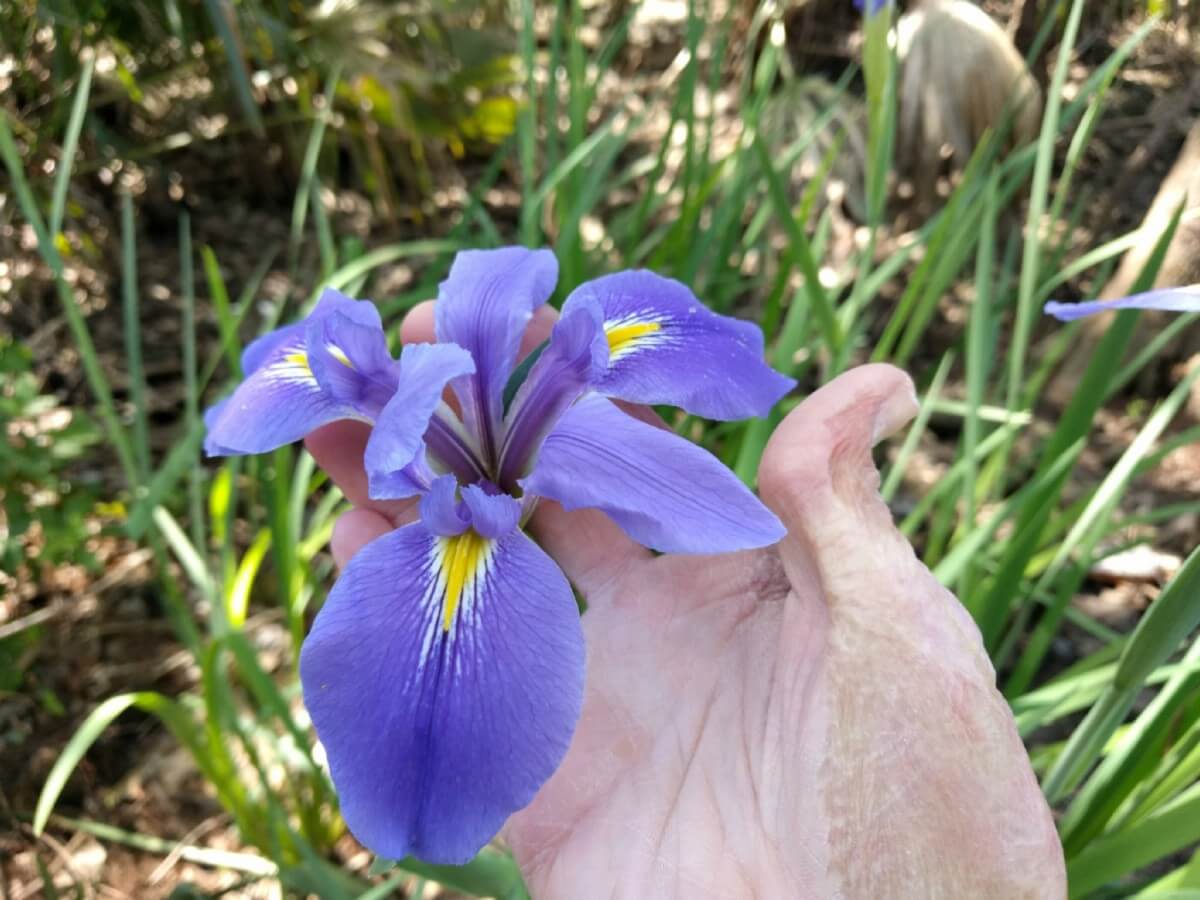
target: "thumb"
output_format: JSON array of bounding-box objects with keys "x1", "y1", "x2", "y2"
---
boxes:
[
  {"x1": 759, "y1": 362, "x2": 984, "y2": 643},
  {"x1": 760, "y1": 363, "x2": 917, "y2": 563},
  {"x1": 761, "y1": 366, "x2": 1066, "y2": 895}
]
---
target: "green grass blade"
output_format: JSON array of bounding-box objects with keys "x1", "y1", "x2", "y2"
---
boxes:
[
  {"x1": 1047, "y1": 544, "x2": 1200, "y2": 828},
  {"x1": 289, "y1": 66, "x2": 341, "y2": 272},
  {"x1": 1007, "y1": 361, "x2": 1200, "y2": 696},
  {"x1": 34, "y1": 693, "x2": 205, "y2": 835},
  {"x1": 201, "y1": 0, "x2": 265, "y2": 136},
  {"x1": 179, "y1": 211, "x2": 205, "y2": 549},
  {"x1": 881, "y1": 352, "x2": 952, "y2": 502},
  {"x1": 49, "y1": 53, "x2": 94, "y2": 239},
  {"x1": 120, "y1": 193, "x2": 150, "y2": 479},
  {"x1": 1007, "y1": 0, "x2": 1085, "y2": 414},
  {"x1": 126, "y1": 416, "x2": 205, "y2": 539},
  {"x1": 153, "y1": 505, "x2": 216, "y2": 599},
  {"x1": 1067, "y1": 788, "x2": 1200, "y2": 898},
  {"x1": 517, "y1": 0, "x2": 538, "y2": 246},
  {"x1": 751, "y1": 132, "x2": 841, "y2": 356}
]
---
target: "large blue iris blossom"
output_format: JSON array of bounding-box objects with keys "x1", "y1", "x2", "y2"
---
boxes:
[{"x1": 204, "y1": 247, "x2": 796, "y2": 863}]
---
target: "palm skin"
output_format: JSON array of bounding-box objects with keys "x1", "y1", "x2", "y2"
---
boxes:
[{"x1": 307, "y1": 305, "x2": 1066, "y2": 900}]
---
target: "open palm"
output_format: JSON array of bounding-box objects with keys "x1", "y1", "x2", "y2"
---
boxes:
[{"x1": 308, "y1": 308, "x2": 1066, "y2": 899}]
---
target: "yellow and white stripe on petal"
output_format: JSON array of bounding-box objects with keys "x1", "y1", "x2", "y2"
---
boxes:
[
  {"x1": 266, "y1": 347, "x2": 320, "y2": 386},
  {"x1": 416, "y1": 530, "x2": 496, "y2": 671},
  {"x1": 326, "y1": 344, "x2": 355, "y2": 369},
  {"x1": 604, "y1": 313, "x2": 668, "y2": 362}
]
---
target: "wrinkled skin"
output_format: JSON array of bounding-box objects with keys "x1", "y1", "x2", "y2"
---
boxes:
[{"x1": 307, "y1": 303, "x2": 1066, "y2": 900}]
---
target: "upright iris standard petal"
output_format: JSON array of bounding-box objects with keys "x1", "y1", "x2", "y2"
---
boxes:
[
  {"x1": 496, "y1": 299, "x2": 609, "y2": 486},
  {"x1": 562, "y1": 270, "x2": 796, "y2": 420},
  {"x1": 204, "y1": 290, "x2": 395, "y2": 457},
  {"x1": 241, "y1": 288, "x2": 378, "y2": 377},
  {"x1": 434, "y1": 248, "x2": 559, "y2": 459},
  {"x1": 523, "y1": 394, "x2": 787, "y2": 553},
  {"x1": 1044, "y1": 286, "x2": 1200, "y2": 321},
  {"x1": 306, "y1": 311, "x2": 398, "y2": 413},
  {"x1": 366, "y1": 342, "x2": 479, "y2": 499},
  {"x1": 299, "y1": 520, "x2": 584, "y2": 865}
]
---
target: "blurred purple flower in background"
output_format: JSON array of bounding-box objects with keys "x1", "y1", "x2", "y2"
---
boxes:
[
  {"x1": 853, "y1": 0, "x2": 890, "y2": 14},
  {"x1": 205, "y1": 247, "x2": 794, "y2": 863},
  {"x1": 1044, "y1": 285, "x2": 1200, "y2": 321}
]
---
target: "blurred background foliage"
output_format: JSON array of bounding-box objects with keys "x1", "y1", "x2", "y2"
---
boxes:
[
  {"x1": 1, "y1": 0, "x2": 519, "y2": 210},
  {"x1": 3, "y1": 0, "x2": 1200, "y2": 897}
]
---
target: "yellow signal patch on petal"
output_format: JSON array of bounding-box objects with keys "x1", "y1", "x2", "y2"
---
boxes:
[
  {"x1": 605, "y1": 318, "x2": 663, "y2": 361},
  {"x1": 284, "y1": 350, "x2": 311, "y2": 373},
  {"x1": 437, "y1": 530, "x2": 492, "y2": 632}
]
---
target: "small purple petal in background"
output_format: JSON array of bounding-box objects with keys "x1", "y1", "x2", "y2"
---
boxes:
[
  {"x1": 366, "y1": 342, "x2": 478, "y2": 500},
  {"x1": 434, "y1": 248, "x2": 559, "y2": 459},
  {"x1": 563, "y1": 270, "x2": 795, "y2": 420},
  {"x1": 523, "y1": 394, "x2": 787, "y2": 554},
  {"x1": 1045, "y1": 286, "x2": 1200, "y2": 321},
  {"x1": 299, "y1": 522, "x2": 583, "y2": 864}
]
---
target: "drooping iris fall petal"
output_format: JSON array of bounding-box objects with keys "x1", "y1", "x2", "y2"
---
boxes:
[
  {"x1": 522, "y1": 394, "x2": 787, "y2": 553},
  {"x1": 562, "y1": 269, "x2": 796, "y2": 420},
  {"x1": 298, "y1": 518, "x2": 584, "y2": 864}
]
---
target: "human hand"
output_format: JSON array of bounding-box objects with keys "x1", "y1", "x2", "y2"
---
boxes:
[{"x1": 308, "y1": 306, "x2": 1066, "y2": 900}]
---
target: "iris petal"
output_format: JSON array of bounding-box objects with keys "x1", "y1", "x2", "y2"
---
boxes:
[
  {"x1": 523, "y1": 394, "x2": 787, "y2": 553},
  {"x1": 204, "y1": 332, "x2": 358, "y2": 456},
  {"x1": 562, "y1": 270, "x2": 795, "y2": 419},
  {"x1": 205, "y1": 290, "x2": 395, "y2": 457},
  {"x1": 1044, "y1": 286, "x2": 1200, "y2": 321},
  {"x1": 299, "y1": 521, "x2": 583, "y2": 864},
  {"x1": 306, "y1": 311, "x2": 398, "y2": 413},
  {"x1": 497, "y1": 298, "x2": 608, "y2": 486},
  {"x1": 419, "y1": 475, "x2": 469, "y2": 536},
  {"x1": 365, "y1": 342, "x2": 480, "y2": 500},
  {"x1": 460, "y1": 485, "x2": 522, "y2": 538},
  {"x1": 434, "y1": 248, "x2": 559, "y2": 461}
]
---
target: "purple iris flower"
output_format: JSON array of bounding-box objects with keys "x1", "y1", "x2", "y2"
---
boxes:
[
  {"x1": 853, "y1": 0, "x2": 888, "y2": 14},
  {"x1": 1044, "y1": 285, "x2": 1200, "y2": 321},
  {"x1": 204, "y1": 247, "x2": 795, "y2": 864}
]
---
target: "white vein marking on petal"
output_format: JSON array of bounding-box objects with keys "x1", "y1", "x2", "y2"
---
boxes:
[
  {"x1": 416, "y1": 533, "x2": 496, "y2": 680},
  {"x1": 266, "y1": 346, "x2": 320, "y2": 386}
]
